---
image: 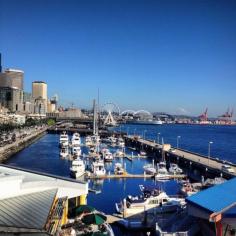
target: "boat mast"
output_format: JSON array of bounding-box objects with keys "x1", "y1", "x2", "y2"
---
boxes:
[{"x1": 93, "y1": 99, "x2": 97, "y2": 135}]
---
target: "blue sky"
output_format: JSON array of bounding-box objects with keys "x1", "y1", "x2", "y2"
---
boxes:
[{"x1": 0, "y1": 0, "x2": 236, "y2": 117}]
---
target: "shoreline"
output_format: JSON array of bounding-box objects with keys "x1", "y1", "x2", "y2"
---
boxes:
[{"x1": 0, "y1": 127, "x2": 47, "y2": 163}]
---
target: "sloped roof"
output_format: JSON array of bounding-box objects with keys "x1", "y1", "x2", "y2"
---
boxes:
[{"x1": 0, "y1": 189, "x2": 57, "y2": 231}]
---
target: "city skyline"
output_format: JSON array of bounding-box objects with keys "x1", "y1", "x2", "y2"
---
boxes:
[{"x1": 0, "y1": 0, "x2": 236, "y2": 117}]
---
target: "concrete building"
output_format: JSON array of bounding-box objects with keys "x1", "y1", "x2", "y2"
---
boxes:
[
  {"x1": 32, "y1": 81, "x2": 48, "y2": 114},
  {"x1": 0, "y1": 87, "x2": 23, "y2": 112},
  {"x1": 0, "y1": 68, "x2": 24, "y2": 90},
  {"x1": 0, "y1": 68, "x2": 24, "y2": 112},
  {"x1": 58, "y1": 108, "x2": 84, "y2": 119},
  {"x1": 0, "y1": 164, "x2": 88, "y2": 235},
  {"x1": 8, "y1": 114, "x2": 26, "y2": 125},
  {"x1": 32, "y1": 81, "x2": 47, "y2": 100}
]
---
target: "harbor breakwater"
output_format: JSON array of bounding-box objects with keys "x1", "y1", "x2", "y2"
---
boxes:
[{"x1": 0, "y1": 128, "x2": 47, "y2": 163}]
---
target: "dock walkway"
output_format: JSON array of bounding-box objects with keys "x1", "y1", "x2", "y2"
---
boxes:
[{"x1": 125, "y1": 135, "x2": 236, "y2": 178}]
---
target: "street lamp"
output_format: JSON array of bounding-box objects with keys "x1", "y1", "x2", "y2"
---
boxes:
[
  {"x1": 143, "y1": 130, "x2": 147, "y2": 140},
  {"x1": 157, "y1": 132, "x2": 161, "y2": 144},
  {"x1": 208, "y1": 141, "x2": 213, "y2": 166},
  {"x1": 177, "y1": 136, "x2": 181, "y2": 149}
]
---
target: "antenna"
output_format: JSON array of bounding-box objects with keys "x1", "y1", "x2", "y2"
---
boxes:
[{"x1": 0, "y1": 53, "x2": 2, "y2": 73}]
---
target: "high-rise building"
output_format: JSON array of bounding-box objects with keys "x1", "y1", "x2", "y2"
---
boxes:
[
  {"x1": 0, "y1": 69, "x2": 24, "y2": 90},
  {"x1": 0, "y1": 66, "x2": 24, "y2": 112},
  {"x1": 32, "y1": 81, "x2": 47, "y2": 114},
  {"x1": 0, "y1": 87, "x2": 23, "y2": 112},
  {"x1": 32, "y1": 81, "x2": 47, "y2": 100}
]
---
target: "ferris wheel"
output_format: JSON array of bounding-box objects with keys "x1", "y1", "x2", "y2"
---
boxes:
[{"x1": 101, "y1": 102, "x2": 120, "y2": 126}]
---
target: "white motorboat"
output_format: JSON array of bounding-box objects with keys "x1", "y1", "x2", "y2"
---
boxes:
[
  {"x1": 116, "y1": 185, "x2": 185, "y2": 217},
  {"x1": 72, "y1": 146, "x2": 81, "y2": 157},
  {"x1": 59, "y1": 132, "x2": 69, "y2": 147},
  {"x1": 114, "y1": 163, "x2": 125, "y2": 175},
  {"x1": 91, "y1": 135, "x2": 101, "y2": 145},
  {"x1": 155, "y1": 161, "x2": 172, "y2": 180},
  {"x1": 143, "y1": 164, "x2": 157, "y2": 175},
  {"x1": 179, "y1": 180, "x2": 202, "y2": 197},
  {"x1": 91, "y1": 160, "x2": 106, "y2": 176},
  {"x1": 71, "y1": 132, "x2": 81, "y2": 146},
  {"x1": 85, "y1": 136, "x2": 92, "y2": 146},
  {"x1": 168, "y1": 163, "x2": 183, "y2": 175},
  {"x1": 70, "y1": 158, "x2": 85, "y2": 178},
  {"x1": 115, "y1": 149, "x2": 125, "y2": 157},
  {"x1": 139, "y1": 151, "x2": 147, "y2": 156},
  {"x1": 104, "y1": 151, "x2": 113, "y2": 162},
  {"x1": 117, "y1": 137, "x2": 125, "y2": 148},
  {"x1": 60, "y1": 146, "x2": 69, "y2": 158}
]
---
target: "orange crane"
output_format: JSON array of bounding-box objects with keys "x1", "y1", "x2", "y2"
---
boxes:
[{"x1": 199, "y1": 108, "x2": 208, "y2": 122}]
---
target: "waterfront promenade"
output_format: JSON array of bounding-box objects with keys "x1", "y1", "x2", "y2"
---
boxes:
[
  {"x1": 0, "y1": 126, "x2": 47, "y2": 162},
  {"x1": 125, "y1": 135, "x2": 236, "y2": 178}
]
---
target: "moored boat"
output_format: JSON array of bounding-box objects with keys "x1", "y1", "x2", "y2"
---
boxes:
[
  {"x1": 70, "y1": 158, "x2": 85, "y2": 178},
  {"x1": 116, "y1": 185, "x2": 185, "y2": 217}
]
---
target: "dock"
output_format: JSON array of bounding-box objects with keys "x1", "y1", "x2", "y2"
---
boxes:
[
  {"x1": 125, "y1": 135, "x2": 236, "y2": 179},
  {"x1": 87, "y1": 172, "x2": 186, "y2": 180}
]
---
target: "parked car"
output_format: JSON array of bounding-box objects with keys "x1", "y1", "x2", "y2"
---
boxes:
[{"x1": 221, "y1": 164, "x2": 235, "y2": 173}]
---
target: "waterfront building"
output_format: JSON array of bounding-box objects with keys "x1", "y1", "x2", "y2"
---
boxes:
[
  {"x1": 8, "y1": 114, "x2": 26, "y2": 124},
  {"x1": 186, "y1": 178, "x2": 236, "y2": 236},
  {"x1": 0, "y1": 86, "x2": 24, "y2": 112},
  {"x1": 58, "y1": 108, "x2": 84, "y2": 120},
  {"x1": 0, "y1": 164, "x2": 88, "y2": 235}
]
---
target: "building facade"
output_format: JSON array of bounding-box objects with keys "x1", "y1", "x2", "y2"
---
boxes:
[
  {"x1": 0, "y1": 69, "x2": 24, "y2": 112},
  {"x1": 0, "y1": 69, "x2": 24, "y2": 90},
  {"x1": 0, "y1": 87, "x2": 23, "y2": 112}
]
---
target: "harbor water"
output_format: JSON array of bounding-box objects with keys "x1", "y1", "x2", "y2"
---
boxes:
[{"x1": 5, "y1": 124, "x2": 236, "y2": 235}]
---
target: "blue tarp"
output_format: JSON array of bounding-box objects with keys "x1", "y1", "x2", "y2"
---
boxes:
[{"x1": 186, "y1": 178, "x2": 236, "y2": 217}]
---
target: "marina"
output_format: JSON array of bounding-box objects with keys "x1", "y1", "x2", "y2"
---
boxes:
[{"x1": 2, "y1": 123, "x2": 236, "y2": 235}]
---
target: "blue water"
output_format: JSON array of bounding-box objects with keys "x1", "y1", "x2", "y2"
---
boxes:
[
  {"x1": 115, "y1": 124, "x2": 236, "y2": 162},
  {"x1": 5, "y1": 124, "x2": 236, "y2": 235}
]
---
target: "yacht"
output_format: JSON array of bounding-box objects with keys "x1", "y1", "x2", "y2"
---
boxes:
[
  {"x1": 107, "y1": 136, "x2": 117, "y2": 146},
  {"x1": 143, "y1": 164, "x2": 157, "y2": 175},
  {"x1": 59, "y1": 132, "x2": 69, "y2": 147},
  {"x1": 168, "y1": 163, "x2": 183, "y2": 175},
  {"x1": 91, "y1": 160, "x2": 106, "y2": 176},
  {"x1": 117, "y1": 137, "x2": 125, "y2": 148},
  {"x1": 91, "y1": 135, "x2": 101, "y2": 145},
  {"x1": 155, "y1": 162, "x2": 171, "y2": 180},
  {"x1": 116, "y1": 185, "x2": 185, "y2": 217},
  {"x1": 60, "y1": 146, "x2": 69, "y2": 158},
  {"x1": 103, "y1": 151, "x2": 113, "y2": 162},
  {"x1": 71, "y1": 132, "x2": 81, "y2": 146},
  {"x1": 72, "y1": 146, "x2": 81, "y2": 157},
  {"x1": 115, "y1": 149, "x2": 125, "y2": 158},
  {"x1": 114, "y1": 163, "x2": 125, "y2": 175},
  {"x1": 179, "y1": 180, "x2": 202, "y2": 197},
  {"x1": 70, "y1": 158, "x2": 85, "y2": 178},
  {"x1": 85, "y1": 136, "x2": 92, "y2": 146},
  {"x1": 139, "y1": 151, "x2": 147, "y2": 156}
]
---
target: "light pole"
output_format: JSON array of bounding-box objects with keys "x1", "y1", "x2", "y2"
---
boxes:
[
  {"x1": 144, "y1": 130, "x2": 147, "y2": 140},
  {"x1": 177, "y1": 136, "x2": 181, "y2": 149},
  {"x1": 208, "y1": 141, "x2": 213, "y2": 166},
  {"x1": 157, "y1": 132, "x2": 161, "y2": 144}
]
